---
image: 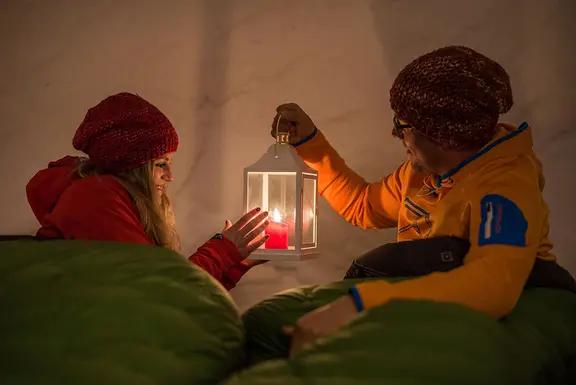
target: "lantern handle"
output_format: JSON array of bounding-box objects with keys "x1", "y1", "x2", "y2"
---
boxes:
[
  {"x1": 275, "y1": 114, "x2": 291, "y2": 143},
  {"x1": 274, "y1": 114, "x2": 291, "y2": 158}
]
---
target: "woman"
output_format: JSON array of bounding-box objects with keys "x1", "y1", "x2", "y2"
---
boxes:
[{"x1": 26, "y1": 92, "x2": 270, "y2": 290}]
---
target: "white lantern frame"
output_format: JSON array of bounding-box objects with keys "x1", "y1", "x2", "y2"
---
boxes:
[{"x1": 242, "y1": 133, "x2": 319, "y2": 261}]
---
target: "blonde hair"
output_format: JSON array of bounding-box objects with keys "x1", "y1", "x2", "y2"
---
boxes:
[{"x1": 76, "y1": 159, "x2": 181, "y2": 251}]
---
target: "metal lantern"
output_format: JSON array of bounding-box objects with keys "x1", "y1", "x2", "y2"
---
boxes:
[{"x1": 243, "y1": 128, "x2": 319, "y2": 261}]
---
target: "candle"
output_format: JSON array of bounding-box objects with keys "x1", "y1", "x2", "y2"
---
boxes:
[{"x1": 265, "y1": 208, "x2": 289, "y2": 249}]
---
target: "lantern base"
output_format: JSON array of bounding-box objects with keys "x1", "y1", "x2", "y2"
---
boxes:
[{"x1": 249, "y1": 248, "x2": 319, "y2": 261}]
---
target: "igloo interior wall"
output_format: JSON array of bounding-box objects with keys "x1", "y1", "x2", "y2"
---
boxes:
[{"x1": 1, "y1": 0, "x2": 574, "y2": 311}]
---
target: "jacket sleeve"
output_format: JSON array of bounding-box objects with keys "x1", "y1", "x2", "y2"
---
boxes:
[
  {"x1": 49, "y1": 177, "x2": 244, "y2": 288},
  {"x1": 188, "y1": 238, "x2": 245, "y2": 288},
  {"x1": 295, "y1": 129, "x2": 404, "y2": 229},
  {"x1": 219, "y1": 262, "x2": 252, "y2": 291},
  {"x1": 350, "y1": 161, "x2": 544, "y2": 318}
]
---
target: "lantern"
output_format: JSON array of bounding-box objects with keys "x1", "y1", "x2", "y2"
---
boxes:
[{"x1": 242, "y1": 128, "x2": 319, "y2": 261}]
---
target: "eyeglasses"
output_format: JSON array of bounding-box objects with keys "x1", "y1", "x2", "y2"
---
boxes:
[{"x1": 392, "y1": 116, "x2": 412, "y2": 139}]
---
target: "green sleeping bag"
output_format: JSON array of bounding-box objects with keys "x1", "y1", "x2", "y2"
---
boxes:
[
  {"x1": 3, "y1": 239, "x2": 576, "y2": 385},
  {"x1": 227, "y1": 279, "x2": 576, "y2": 385},
  {"x1": 0, "y1": 239, "x2": 244, "y2": 385}
]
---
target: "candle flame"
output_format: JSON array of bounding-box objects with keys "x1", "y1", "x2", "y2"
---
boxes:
[{"x1": 272, "y1": 207, "x2": 282, "y2": 222}]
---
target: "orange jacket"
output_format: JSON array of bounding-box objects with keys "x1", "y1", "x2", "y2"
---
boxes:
[{"x1": 296, "y1": 122, "x2": 554, "y2": 318}]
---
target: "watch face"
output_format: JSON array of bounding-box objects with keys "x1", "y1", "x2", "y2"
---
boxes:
[{"x1": 212, "y1": 233, "x2": 224, "y2": 240}]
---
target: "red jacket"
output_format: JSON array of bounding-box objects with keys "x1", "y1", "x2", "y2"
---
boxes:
[{"x1": 26, "y1": 156, "x2": 249, "y2": 290}]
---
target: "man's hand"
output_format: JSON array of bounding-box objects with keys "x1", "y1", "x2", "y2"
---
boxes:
[
  {"x1": 284, "y1": 294, "x2": 359, "y2": 357},
  {"x1": 271, "y1": 103, "x2": 317, "y2": 144}
]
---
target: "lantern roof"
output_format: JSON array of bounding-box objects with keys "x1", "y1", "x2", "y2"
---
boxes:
[{"x1": 244, "y1": 143, "x2": 317, "y2": 174}]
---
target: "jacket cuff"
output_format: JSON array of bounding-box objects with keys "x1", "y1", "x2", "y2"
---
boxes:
[
  {"x1": 292, "y1": 128, "x2": 333, "y2": 164},
  {"x1": 203, "y1": 236, "x2": 244, "y2": 268},
  {"x1": 221, "y1": 262, "x2": 251, "y2": 290},
  {"x1": 292, "y1": 127, "x2": 318, "y2": 147},
  {"x1": 354, "y1": 280, "x2": 393, "y2": 310},
  {"x1": 349, "y1": 286, "x2": 365, "y2": 312}
]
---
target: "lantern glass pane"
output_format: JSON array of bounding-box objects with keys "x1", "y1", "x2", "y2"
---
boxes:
[
  {"x1": 302, "y1": 176, "x2": 317, "y2": 247},
  {"x1": 246, "y1": 172, "x2": 263, "y2": 212},
  {"x1": 247, "y1": 172, "x2": 297, "y2": 250}
]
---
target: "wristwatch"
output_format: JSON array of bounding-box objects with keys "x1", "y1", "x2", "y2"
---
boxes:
[{"x1": 211, "y1": 233, "x2": 224, "y2": 240}]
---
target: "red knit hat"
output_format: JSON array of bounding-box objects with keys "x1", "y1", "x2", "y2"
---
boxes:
[
  {"x1": 73, "y1": 92, "x2": 179, "y2": 172},
  {"x1": 390, "y1": 46, "x2": 513, "y2": 150}
]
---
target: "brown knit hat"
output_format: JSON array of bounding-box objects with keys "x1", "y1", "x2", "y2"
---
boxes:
[
  {"x1": 390, "y1": 46, "x2": 513, "y2": 149},
  {"x1": 73, "y1": 92, "x2": 179, "y2": 172}
]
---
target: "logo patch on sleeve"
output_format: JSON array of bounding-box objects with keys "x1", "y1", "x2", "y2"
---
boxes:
[{"x1": 478, "y1": 194, "x2": 527, "y2": 247}]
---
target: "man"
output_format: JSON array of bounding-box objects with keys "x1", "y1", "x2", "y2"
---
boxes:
[{"x1": 272, "y1": 45, "x2": 555, "y2": 355}]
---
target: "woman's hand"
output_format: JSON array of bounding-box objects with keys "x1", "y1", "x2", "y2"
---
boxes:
[{"x1": 222, "y1": 207, "x2": 270, "y2": 258}]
